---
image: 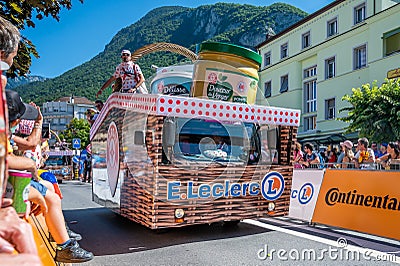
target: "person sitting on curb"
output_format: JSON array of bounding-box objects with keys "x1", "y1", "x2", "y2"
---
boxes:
[
  {"x1": 0, "y1": 16, "x2": 41, "y2": 265},
  {"x1": 12, "y1": 116, "x2": 82, "y2": 240},
  {"x1": 6, "y1": 90, "x2": 93, "y2": 263}
]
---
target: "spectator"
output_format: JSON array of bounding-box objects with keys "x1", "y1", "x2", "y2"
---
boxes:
[
  {"x1": 82, "y1": 153, "x2": 92, "y2": 183},
  {"x1": 0, "y1": 202, "x2": 40, "y2": 265},
  {"x1": 0, "y1": 17, "x2": 19, "y2": 81},
  {"x1": 300, "y1": 143, "x2": 320, "y2": 168},
  {"x1": 92, "y1": 100, "x2": 103, "y2": 121},
  {"x1": 378, "y1": 143, "x2": 387, "y2": 158},
  {"x1": 371, "y1": 142, "x2": 379, "y2": 158},
  {"x1": 1, "y1": 19, "x2": 47, "y2": 264},
  {"x1": 96, "y1": 49, "x2": 148, "y2": 97},
  {"x1": 327, "y1": 149, "x2": 337, "y2": 167},
  {"x1": 377, "y1": 142, "x2": 400, "y2": 169},
  {"x1": 85, "y1": 108, "x2": 97, "y2": 126},
  {"x1": 94, "y1": 100, "x2": 103, "y2": 112},
  {"x1": 338, "y1": 140, "x2": 354, "y2": 168},
  {"x1": 354, "y1": 137, "x2": 375, "y2": 169},
  {"x1": 337, "y1": 144, "x2": 345, "y2": 164},
  {"x1": 6, "y1": 90, "x2": 93, "y2": 263},
  {"x1": 293, "y1": 142, "x2": 304, "y2": 169}
]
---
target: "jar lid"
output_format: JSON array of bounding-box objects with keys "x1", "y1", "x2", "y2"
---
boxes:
[{"x1": 197, "y1": 42, "x2": 262, "y2": 66}]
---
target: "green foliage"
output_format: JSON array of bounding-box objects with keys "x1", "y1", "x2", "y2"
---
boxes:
[
  {"x1": 13, "y1": 3, "x2": 307, "y2": 104},
  {"x1": 0, "y1": 0, "x2": 83, "y2": 77},
  {"x1": 60, "y1": 118, "x2": 91, "y2": 149},
  {"x1": 339, "y1": 79, "x2": 400, "y2": 143}
]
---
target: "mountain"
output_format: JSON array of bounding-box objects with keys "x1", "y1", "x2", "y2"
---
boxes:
[
  {"x1": 14, "y1": 3, "x2": 307, "y2": 104},
  {"x1": 5, "y1": 75, "x2": 47, "y2": 89}
]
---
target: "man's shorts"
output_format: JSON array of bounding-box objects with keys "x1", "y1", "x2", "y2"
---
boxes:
[{"x1": 30, "y1": 179, "x2": 47, "y2": 197}]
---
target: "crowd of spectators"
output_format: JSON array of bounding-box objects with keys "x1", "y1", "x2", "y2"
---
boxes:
[
  {"x1": 294, "y1": 138, "x2": 400, "y2": 170},
  {"x1": 1, "y1": 17, "x2": 93, "y2": 264}
]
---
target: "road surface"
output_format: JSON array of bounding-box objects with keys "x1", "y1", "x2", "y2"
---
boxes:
[{"x1": 60, "y1": 181, "x2": 400, "y2": 265}]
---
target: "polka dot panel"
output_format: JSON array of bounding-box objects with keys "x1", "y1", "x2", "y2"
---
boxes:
[
  {"x1": 156, "y1": 95, "x2": 300, "y2": 126},
  {"x1": 92, "y1": 94, "x2": 301, "y2": 140}
]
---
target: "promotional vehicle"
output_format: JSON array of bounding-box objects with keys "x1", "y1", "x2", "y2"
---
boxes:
[
  {"x1": 90, "y1": 42, "x2": 301, "y2": 229},
  {"x1": 43, "y1": 150, "x2": 73, "y2": 182}
]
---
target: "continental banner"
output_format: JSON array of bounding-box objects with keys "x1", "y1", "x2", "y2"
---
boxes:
[
  {"x1": 312, "y1": 169, "x2": 400, "y2": 240},
  {"x1": 288, "y1": 169, "x2": 325, "y2": 222}
]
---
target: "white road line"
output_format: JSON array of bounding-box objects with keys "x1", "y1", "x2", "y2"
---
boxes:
[
  {"x1": 244, "y1": 219, "x2": 400, "y2": 264},
  {"x1": 128, "y1": 247, "x2": 146, "y2": 250}
]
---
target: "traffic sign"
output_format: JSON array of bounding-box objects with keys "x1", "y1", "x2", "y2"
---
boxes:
[{"x1": 72, "y1": 138, "x2": 81, "y2": 149}]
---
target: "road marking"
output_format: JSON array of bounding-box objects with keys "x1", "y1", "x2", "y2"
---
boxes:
[
  {"x1": 128, "y1": 247, "x2": 146, "y2": 250},
  {"x1": 244, "y1": 219, "x2": 400, "y2": 264}
]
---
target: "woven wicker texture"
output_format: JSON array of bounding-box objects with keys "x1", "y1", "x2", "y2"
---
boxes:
[{"x1": 130, "y1": 42, "x2": 198, "y2": 63}]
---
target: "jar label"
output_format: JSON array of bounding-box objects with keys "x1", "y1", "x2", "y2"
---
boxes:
[{"x1": 203, "y1": 68, "x2": 258, "y2": 103}]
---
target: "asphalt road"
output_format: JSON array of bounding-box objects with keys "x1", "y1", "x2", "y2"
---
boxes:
[{"x1": 60, "y1": 181, "x2": 400, "y2": 266}]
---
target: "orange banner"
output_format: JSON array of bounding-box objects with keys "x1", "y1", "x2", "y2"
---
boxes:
[{"x1": 312, "y1": 169, "x2": 400, "y2": 240}]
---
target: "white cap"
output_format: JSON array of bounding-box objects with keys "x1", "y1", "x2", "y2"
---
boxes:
[{"x1": 121, "y1": 49, "x2": 131, "y2": 56}]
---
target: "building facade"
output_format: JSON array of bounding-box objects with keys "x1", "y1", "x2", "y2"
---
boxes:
[
  {"x1": 257, "y1": 0, "x2": 400, "y2": 144},
  {"x1": 42, "y1": 96, "x2": 94, "y2": 133}
]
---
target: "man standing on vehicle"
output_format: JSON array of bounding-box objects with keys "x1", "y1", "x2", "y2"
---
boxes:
[{"x1": 96, "y1": 49, "x2": 147, "y2": 97}]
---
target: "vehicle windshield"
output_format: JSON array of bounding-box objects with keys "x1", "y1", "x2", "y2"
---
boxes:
[
  {"x1": 172, "y1": 118, "x2": 258, "y2": 163},
  {"x1": 45, "y1": 156, "x2": 64, "y2": 166}
]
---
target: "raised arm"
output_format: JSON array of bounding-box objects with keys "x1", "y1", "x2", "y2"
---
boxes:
[{"x1": 97, "y1": 76, "x2": 116, "y2": 97}]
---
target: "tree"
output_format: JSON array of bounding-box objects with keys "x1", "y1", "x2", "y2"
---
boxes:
[
  {"x1": 0, "y1": 0, "x2": 83, "y2": 77},
  {"x1": 340, "y1": 78, "x2": 400, "y2": 143},
  {"x1": 59, "y1": 118, "x2": 90, "y2": 149}
]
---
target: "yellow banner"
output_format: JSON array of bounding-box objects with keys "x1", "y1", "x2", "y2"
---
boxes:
[{"x1": 312, "y1": 169, "x2": 400, "y2": 240}]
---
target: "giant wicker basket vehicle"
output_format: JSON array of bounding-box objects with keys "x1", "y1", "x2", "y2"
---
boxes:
[{"x1": 90, "y1": 42, "x2": 300, "y2": 229}]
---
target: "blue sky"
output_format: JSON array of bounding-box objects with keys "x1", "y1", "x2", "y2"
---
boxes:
[{"x1": 22, "y1": 0, "x2": 333, "y2": 78}]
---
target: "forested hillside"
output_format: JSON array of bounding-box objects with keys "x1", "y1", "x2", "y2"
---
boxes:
[{"x1": 15, "y1": 3, "x2": 307, "y2": 104}]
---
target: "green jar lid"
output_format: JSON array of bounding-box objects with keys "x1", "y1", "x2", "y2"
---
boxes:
[{"x1": 197, "y1": 42, "x2": 262, "y2": 66}]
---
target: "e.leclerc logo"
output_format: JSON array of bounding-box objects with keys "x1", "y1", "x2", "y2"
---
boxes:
[
  {"x1": 297, "y1": 183, "x2": 314, "y2": 204},
  {"x1": 167, "y1": 171, "x2": 285, "y2": 201}
]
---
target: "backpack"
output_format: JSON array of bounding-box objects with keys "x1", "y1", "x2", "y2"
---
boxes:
[{"x1": 315, "y1": 152, "x2": 325, "y2": 168}]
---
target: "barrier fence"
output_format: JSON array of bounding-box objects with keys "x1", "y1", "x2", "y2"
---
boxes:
[
  {"x1": 289, "y1": 168, "x2": 400, "y2": 241},
  {"x1": 289, "y1": 168, "x2": 400, "y2": 240}
]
